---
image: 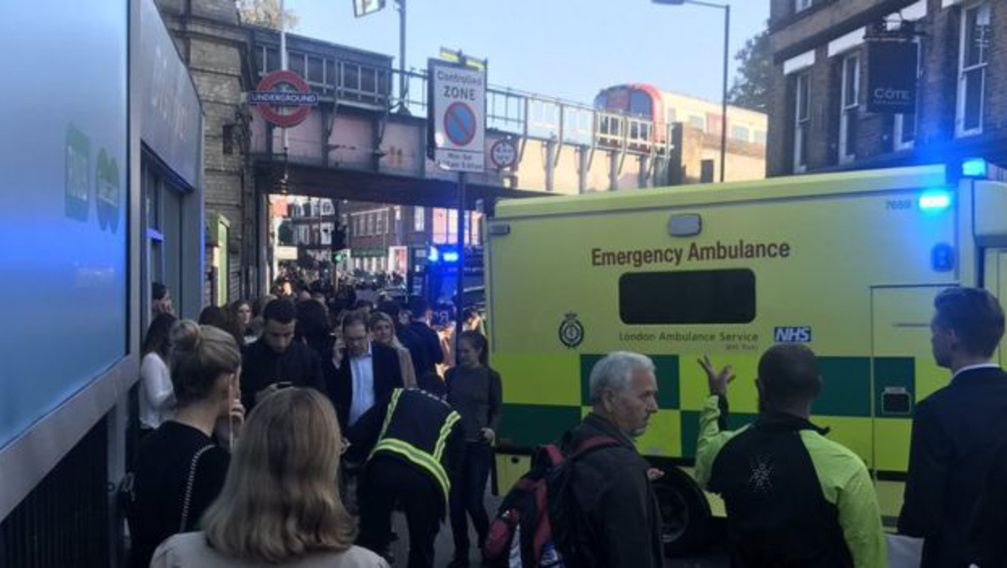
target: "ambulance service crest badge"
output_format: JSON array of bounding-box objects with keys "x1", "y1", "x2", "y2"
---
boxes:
[{"x1": 559, "y1": 313, "x2": 585, "y2": 349}]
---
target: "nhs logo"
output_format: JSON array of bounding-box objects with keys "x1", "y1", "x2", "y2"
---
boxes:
[{"x1": 774, "y1": 327, "x2": 812, "y2": 343}]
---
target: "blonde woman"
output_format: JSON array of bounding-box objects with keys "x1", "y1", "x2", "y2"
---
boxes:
[
  {"x1": 127, "y1": 321, "x2": 244, "y2": 568},
  {"x1": 368, "y1": 311, "x2": 417, "y2": 389},
  {"x1": 151, "y1": 388, "x2": 387, "y2": 568}
]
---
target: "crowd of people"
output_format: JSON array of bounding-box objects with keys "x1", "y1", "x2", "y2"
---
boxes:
[
  {"x1": 128, "y1": 280, "x2": 498, "y2": 568},
  {"x1": 562, "y1": 286, "x2": 1007, "y2": 568},
  {"x1": 132, "y1": 281, "x2": 1007, "y2": 568}
]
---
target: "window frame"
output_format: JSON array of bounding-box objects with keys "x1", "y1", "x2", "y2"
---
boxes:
[
  {"x1": 839, "y1": 52, "x2": 861, "y2": 164},
  {"x1": 956, "y1": 1, "x2": 990, "y2": 138},
  {"x1": 414, "y1": 206, "x2": 426, "y2": 232},
  {"x1": 793, "y1": 71, "x2": 811, "y2": 173}
]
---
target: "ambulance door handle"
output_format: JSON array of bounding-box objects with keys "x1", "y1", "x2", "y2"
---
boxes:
[{"x1": 881, "y1": 387, "x2": 912, "y2": 416}]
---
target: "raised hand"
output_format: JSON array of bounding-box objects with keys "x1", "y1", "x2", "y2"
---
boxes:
[{"x1": 698, "y1": 355, "x2": 735, "y2": 397}]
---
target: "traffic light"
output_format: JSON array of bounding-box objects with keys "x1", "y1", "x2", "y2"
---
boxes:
[
  {"x1": 334, "y1": 225, "x2": 348, "y2": 249},
  {"x1": 330, "y1": 225, "x2": 347, "y2": 264}
]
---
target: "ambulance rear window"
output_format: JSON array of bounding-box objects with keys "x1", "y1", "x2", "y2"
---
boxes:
[{"x1": 619, "y1": 270, "x2": 756, "y2": 324}]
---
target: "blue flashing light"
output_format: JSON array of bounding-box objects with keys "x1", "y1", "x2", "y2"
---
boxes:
[
  {"x1": 442, "y1": 251, "x2": 460, "y2": 263},
  {"x1": 919, "y1": 191, "x2": 952, "y2": 213},
  {"x1": 428, "y1": 246, "x2": 440, "y2": 262},
  {"x1": 962, "y1": 158, "x2": 987, "y2": 178}
]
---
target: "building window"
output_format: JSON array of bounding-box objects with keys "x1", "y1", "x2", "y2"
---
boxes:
[
  {"x1": 414, "y1": 206, "x2": 425, "y2": 232},
  {"x1": 895, "y1": 113, "x2": 917, "y2": 150},
  {"x1": 688, "y1": 115, "x2": 706, "y2": 131},
  {"x1": 894, "y1": 38, "x2": 922, "y2": 151},
  {"x1": 957, "y1": 2, "x2": 990, "y2": 137},
  {"x1": 730, "y1": 125, "x2": 750, "y2": 142},
  {"x1": 795, "y1": 0, "x2": 813, "y2": 13},
  {"x1": 754, "y1": 130, "x2": 767, "y2": 144},
  {"x1": 839, "y1": 53, "x2": 860, "y2": 164},
  {"x1": 793, "y1": 71, "x2": 811, "y2": 172},
  {"x1": 222, "y1": 124, "x2": 234, "y2": 155}
]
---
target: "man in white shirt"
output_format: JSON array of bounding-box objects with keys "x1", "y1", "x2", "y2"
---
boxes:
[{"x1": 331, "y1": 311, "x2": 404, "y2": 431}]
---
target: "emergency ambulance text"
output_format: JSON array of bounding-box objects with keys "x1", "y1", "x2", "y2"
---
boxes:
[{"x1": 591, "y1": 240, "x2": 792, "y2": 268}]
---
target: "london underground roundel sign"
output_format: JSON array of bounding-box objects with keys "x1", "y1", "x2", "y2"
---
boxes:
[{"x1": 249, "y1": 70, "x2": 318, "y2": 128}]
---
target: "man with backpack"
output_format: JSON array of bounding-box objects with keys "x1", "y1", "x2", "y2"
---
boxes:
[
  {"x1": 561, "y1": 351, "x2": 665, "y2": 567},
  {"x1": 483, "y1": 352, "x2": 664, "y2": 567},
  {"x1": 695, "y1": 345, "x2": 887, "y2": 567}
]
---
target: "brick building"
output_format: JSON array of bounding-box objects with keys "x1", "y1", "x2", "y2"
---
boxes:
[
  {"x1": 155, "y1": 0, "x2": 260, "y2": 303},
  {"x1": 768, "y1": 0, "x2": 1006, "y2": 176},
  {"x1": 341, "y1": 202, "x2": 482, "y2": 276}
]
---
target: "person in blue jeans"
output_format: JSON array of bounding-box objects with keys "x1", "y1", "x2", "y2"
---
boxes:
[{"x1": 445, "y1": 331, "x2": 503, "y2": 568}]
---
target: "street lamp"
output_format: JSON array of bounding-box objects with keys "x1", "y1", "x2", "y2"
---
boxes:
[{"x1": 652, "y1": 0, "x2": 731, "y2": 182}]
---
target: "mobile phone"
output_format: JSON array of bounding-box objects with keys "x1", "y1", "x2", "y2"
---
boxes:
[{"x1": 227, "y1": 379, "x2": 235, "y2": 451}]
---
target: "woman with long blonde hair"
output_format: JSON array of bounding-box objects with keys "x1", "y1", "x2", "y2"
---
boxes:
[
  {"x1": 368, "y1": 311, "x2": 417, "y2": 389},
  {"x1": 151, "y1": 388, "x2": 387, "y2": 568}
]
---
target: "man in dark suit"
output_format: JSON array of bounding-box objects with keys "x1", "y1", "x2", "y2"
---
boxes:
[
  {"x1": 330, "y1": 310, "x2": 405, "y2": 431},
  {"x1": 899, "y1": 287, "x2": 1007, "y2": 567}
]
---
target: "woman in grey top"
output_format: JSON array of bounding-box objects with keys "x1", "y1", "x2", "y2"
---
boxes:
[{"x1": 445, "y1": 331, "x2": 502, "y2": 568}]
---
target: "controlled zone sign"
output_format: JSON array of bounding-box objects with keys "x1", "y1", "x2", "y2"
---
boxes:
[
  {"x1": 249, "y1": 70, "x2": 318, "y2": 128},
  {"x1": 429, "y1": 59, "x2": 485, "y2": 173}
]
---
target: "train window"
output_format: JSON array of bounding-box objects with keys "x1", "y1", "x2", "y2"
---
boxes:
[
  {"x1": 619, "y1": 269, "x2": 756, "y2": 324},
  {"x1": 629, "y1": 91, "x2": 653, "y2": 117}
]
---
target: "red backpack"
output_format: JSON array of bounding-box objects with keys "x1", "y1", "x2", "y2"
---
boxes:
[{"x1": 483, "y1": 436, "x2": 619, "y2": 568}]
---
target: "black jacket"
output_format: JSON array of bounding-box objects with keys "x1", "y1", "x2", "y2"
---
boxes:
[
  {"x1": 329, "y1": 341, "x2": 404, "y2": 431},
  {"x1": 347, "y1": 388, "x2": 464, "y2": 516},
  {"x1": 404, "y1": 320, "x2": 443, "y2": 378},
  {"x1": 899, "y1": 366, "x2": 1007, "y2": 567},
  {"x1": 708, "y1": 413, "x2": 853, "y2": 567},
  {"x1": 561, "y1": 413, "x2": 665, "y2": 568},
  {"x1": 127, "y1": 422, "x2": 230, "y2": 568},
  {"x1": 970, "y1": 435, "x2": 1007, "y2": 567},
  {"x1": 240, "y1": 338, "x2": 327, "y2": 411}
]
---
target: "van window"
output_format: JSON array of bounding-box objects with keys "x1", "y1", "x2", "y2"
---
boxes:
[{"x1": 619, "y1": 270, "x2": 756, "y2": 324}]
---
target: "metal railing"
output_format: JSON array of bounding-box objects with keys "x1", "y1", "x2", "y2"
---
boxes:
[{"x1": 258, "y1": 51, "x2": 670, "y2": 156}]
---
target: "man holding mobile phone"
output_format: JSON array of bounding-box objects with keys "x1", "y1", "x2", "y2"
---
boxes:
[
  {"x1": 241, "y1": 300, "x2": 327, "y2": 410},
  {"x1": 330, "y1": 310, "x2": 404, "y2": 433}
]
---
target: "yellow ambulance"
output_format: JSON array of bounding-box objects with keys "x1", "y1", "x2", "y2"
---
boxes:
[{"x1": 484, "y1": 162, "x2": 1007, "y2": 555}]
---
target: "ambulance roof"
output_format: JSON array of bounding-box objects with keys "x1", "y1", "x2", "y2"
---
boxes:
[{"x1": 493, "y1": 165, "x2": 949, "y2": 220}]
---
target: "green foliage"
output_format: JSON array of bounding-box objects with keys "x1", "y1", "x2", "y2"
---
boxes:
[
  {"x1": 728, "y1": 27, "x2": 770, "y2": 113},
  {"x1": 236, "y1": 0, "x2": 299, "y2": 31}
]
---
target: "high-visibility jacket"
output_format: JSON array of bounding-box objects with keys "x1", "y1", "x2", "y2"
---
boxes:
[
  {"x1": 366, "y1": 388, "x2": 462, "y2": 502},
  {"x1": 695, "y1": 395, "x2": 887, "y2": 568}
]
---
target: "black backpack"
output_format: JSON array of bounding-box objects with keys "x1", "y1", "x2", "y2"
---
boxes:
[{"x1": 483, "y1": 435, "x2": 619, "y2": 567}]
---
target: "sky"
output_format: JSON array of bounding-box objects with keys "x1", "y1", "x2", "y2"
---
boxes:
[{"x1": 287, "y1": 0, "x2": 769, "y2": 107}]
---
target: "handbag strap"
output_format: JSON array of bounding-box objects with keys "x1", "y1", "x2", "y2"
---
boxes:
[{"x1": 179, "y1": 445, "x2": 215, "y2": 532}]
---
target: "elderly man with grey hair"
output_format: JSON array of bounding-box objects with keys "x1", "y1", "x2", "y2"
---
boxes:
[{"x1": 558, "y1": 351, "x2": 665, "y2": 568}]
